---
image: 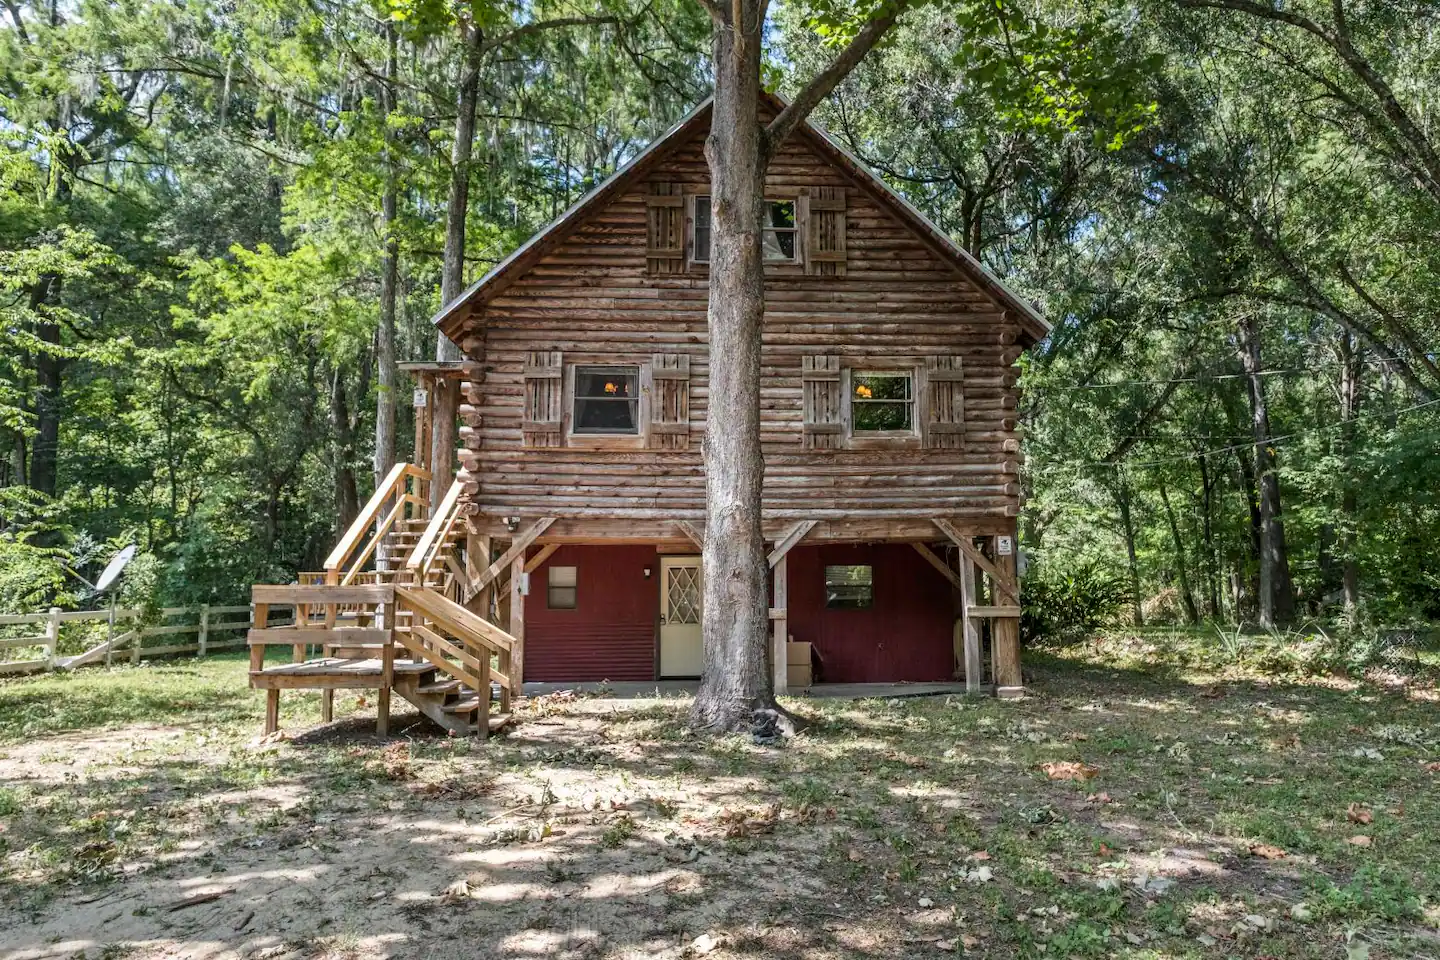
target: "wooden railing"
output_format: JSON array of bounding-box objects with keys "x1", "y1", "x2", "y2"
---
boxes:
[
  {"x1": 395, "y1": 586, "x2": 518, "y2": 710},
  {"x1": 406, "y1": 479, "x2": 464, "y2": 587},
  {"x1": 324, "y1": 462, "x2": 431, "y2": 585},
  {"x1": 0, "y1": 604, "x2": 261, "y2": 675}
]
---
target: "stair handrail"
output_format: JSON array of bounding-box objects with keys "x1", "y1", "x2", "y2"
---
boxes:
[
  {"x1": 406, "y1": 478, "x2": 463, "y2": 583},
  {"x1": 324, "y1": 462, "x2": 431, "y2": 584},
  {"x1": 395, "y1": 585, "x2": 518, "y2": 699}
]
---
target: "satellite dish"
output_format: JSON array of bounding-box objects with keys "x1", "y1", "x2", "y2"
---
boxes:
[{"x1": 94, "y1": 545, "x2": 137, "y2": 595}]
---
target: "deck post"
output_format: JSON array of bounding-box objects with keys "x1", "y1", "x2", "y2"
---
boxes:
[
  {"x1": 772, "y1": 555, "x2": 788, "y2": 694},
  {"x1": 509, "y1": 554, "x2": 526, "y2": 691},
  {"x1": 960, "y1": 547, "x2": 982, "y2": 694},
  {"x1": 993, "y1": 534, "x2": 1023, "y2": 698},
  {"x1": 198, "y1": 603, "x2": 209, "y2": 657},
  {"x1": 264, "y1": 688, "x2": 280, "y2": 735}
]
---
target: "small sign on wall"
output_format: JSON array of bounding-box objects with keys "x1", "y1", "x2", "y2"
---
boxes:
[
  {"x1": 996, "y1": 535, "x2": 1014, "y2": 556},
  {"x1": 413, "y1": 388, "x2": 427, "y2": 408},
  {"x1": 517, "y1": 572, "x2": 531, "y2": 596}
]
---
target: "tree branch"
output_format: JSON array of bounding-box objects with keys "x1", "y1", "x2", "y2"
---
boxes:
[{"x1": 764, "y1": 0, "x2": 911, "y2": 159}]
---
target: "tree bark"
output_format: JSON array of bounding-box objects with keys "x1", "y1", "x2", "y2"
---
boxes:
[
  {"x1": 690, "y1": 4, "x2": 773, "y2": 733},
  {"x1": 330, "y1": 365, "x2": 360, "y2": 535},
  {"x1": 1237, "y1": 313, "x2": 1295, "y2": 628},
  {"x1": 374, "y1": 22, "x2": 399, "y2": 487},
  {"x1": 29, "y1": 275, "x2": 62, "y2": 498},
  {"x1": 1338, "y1": 327, "x2": 1363, "y2": 614},
  {"x1": 1158, "y1": 477, "x2": 1200, "y2": 625},
  {"x1": 1113, "y1": 476, "x2": 1145, "y2": 628},
  {"x1": 430, "y1": 21, "x2": 482, "y2": 508}
]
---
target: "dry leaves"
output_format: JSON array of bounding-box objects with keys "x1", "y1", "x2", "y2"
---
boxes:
[
  {"x1": 1085, "y1": 792, "x2": 1113, "y2": 805},
  {"x1": 1041, "y1": 761, "x2": 1100, "y2": 782},
  {"x1": 1248, "y1": 843, "x2": 1287, "y2": 860},
  {"x1": 1347, "y1": 835, "x2": 1373, "y2": 848},
  {"x1": 717, "y1": 803, "x2": 779, "y2": 839},
  {"x1": 1346, "y1": 803, "x2": 1373, "y2": 825},
  {"x1": 1422, "y1": 761, "x2": 1440, "y2": 774}
]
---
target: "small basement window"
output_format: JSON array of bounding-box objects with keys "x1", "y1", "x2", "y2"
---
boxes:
[
  {"x1": 825, "y1": 565, "x2": 874, "y2": 609},
  {"x1": 547, "y1": 565, "x2": 577, "y2": 609},
  {"x1": 851, "y1": 371, "x2": 914, "y2": 434},
  {"x1": 693, "y1": 197, "x2": 798, "y2": 263},
  {"x1": 573, "y1": 365, "x2": 639, "y2": 435}
]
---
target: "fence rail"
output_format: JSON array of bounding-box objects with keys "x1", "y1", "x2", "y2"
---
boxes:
[{"x1": 0, "y1": 604, "x2": 265, "y2": 676}]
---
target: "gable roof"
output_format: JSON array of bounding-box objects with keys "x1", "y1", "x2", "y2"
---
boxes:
[{"x1": 432, "y1": 92, "x2": 1050, "y2": 345}]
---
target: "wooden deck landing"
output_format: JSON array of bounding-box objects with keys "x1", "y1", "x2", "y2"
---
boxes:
[{"x1": 250, "y1": 657, "x2": 430, "y2": 689}]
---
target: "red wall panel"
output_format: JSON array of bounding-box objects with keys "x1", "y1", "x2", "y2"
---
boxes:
[
  {"x1": 524, "y1": 545, "x2": 658, "y2": 682},
  {"x1": 786, "y1": 543, "x2": 957, "y2": 683}
]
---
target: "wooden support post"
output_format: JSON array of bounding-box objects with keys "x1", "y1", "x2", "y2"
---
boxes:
[
  {"x1": 44, "y1": 607, "x2": 60, "y2": 671},
  {"x1": 509, "y1": 554, "x2": 526, "y2": 692},
  {"x1": 378, "y1": 608, "x2": 393, "y2": 737},
  {"x1": 249, "y1": 603, "x2": 269, "y2": 674},
  {"x1": 772, "y1": 555, "x2": 789, "y2": 695},
  {"x1": 293, "y1": 602, "x2": 308, "y2": 663},
  {"x1": 960, "y1": 550, "x2": 981, "y2": 694},
  {"x1": 265, "y1": 688, "x2": 280, "y2": 735},
  {"x1": 198, "y1": 603, "x2": 210, "y2": 658},
  {"x1": 993, "y1": 539, "x2": 1024, "y2": 698}
]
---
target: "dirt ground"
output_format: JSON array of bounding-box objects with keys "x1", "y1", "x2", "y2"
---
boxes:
[{"x1": 1, "y1": 647, "x2": 1438, "y2": 960}]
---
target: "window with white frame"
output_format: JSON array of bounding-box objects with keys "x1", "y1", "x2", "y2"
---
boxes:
[
  {"x1": 573, "y1": 365, "x2": 639, "y2": 435},
  {"x1": 547, "y1": 565, "x2": 578, "y2": 609},
  {"x1": 850, "y1": 371, "x2": 914, "y2": 434},
  {"x1": 692, "y1": 197, "x2": 798, "y2": 263}
]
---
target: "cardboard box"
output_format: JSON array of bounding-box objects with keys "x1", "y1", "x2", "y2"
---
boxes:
[
  {"x1": 788, "y1": 663, "x2": 813, "y2": 688},
  {"x1": 786, "y1": 641, "x2": 811, "y2": 667}
]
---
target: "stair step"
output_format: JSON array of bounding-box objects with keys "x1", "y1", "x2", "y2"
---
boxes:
[
  {"x1": 443, "y1": 696, "x2": 483, "y2": 714},
  {"x1": 416, "y1": 679, "x2": 462, "y2": 696}
]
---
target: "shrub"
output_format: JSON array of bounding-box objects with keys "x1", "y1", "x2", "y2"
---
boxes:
[{"x1": 1021, "y1": 560, "x2": 1133, "y2": 645}]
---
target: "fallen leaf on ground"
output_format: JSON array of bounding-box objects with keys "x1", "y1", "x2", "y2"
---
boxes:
[
  {"x1": 968, "y1": 850, "x2": 991, "y2": 861},
  {"x1": 1248, "y1": 843, "x2": 1287, "y2": 860},
  {"x1": 441, "y1": 879, "x2": 474, "y2": 902},
  {"x1": 1391, "y1": 801, "x2": 1405, "y2": 817},
  {"x1": 1346, "y1": 803, "x2": 1373, "y2": 825},
  {"x1": 1085, "y1": 792, "x2": 1113, "y2": 804},
  {"x1": 687, "y1": 932, "x2": 728, "y2": 956},
  {"x1": 1422, "y1": 761, "x2": 1440, "y2": 773},
  {"x1": 1040, "y1": 761, "x2": 1099, "y2": 782},
  {"x1": 1347, "y1": 835, "x2": 1372, "y2": 847}
]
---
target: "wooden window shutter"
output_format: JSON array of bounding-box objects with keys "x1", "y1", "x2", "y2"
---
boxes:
[
  {"x1": 801, "y1": 355, "x2": 842, "y2": 450},
  {"x1": 646, "y1": 183, "x2": 685, "y2": 275},
  {"x1": 805, "y1": 186, "x2": 847, "y2": 277},
  {"x1": 649, "y1": 354, "x2": 692, "y2": 450},
  {"x1": 924, "y1": 356, "x2": 966, "y2": 449},
  {"x1": 522, "y1": 350, "x2": 563, "y2": 448}
]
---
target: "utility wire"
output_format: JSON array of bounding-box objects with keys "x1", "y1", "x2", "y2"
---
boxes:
[{"x1": 1064, "y1": 396, "x2": 1440, "y2": 470}]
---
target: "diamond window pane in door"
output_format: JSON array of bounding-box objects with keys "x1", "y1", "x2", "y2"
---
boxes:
[{"x1": 667, "y1": 565, "x2": 701, "y2": 624}]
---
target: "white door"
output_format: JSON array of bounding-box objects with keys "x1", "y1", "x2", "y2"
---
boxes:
[{"x1": 660, "y1": 556, "x2": 704, "y2": 677}]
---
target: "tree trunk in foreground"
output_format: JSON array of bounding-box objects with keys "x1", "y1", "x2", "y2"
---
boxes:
[
  {"x1": 430, "y1": 22, "x2": 482, "y2": 509},
  {"x1": 691, "y1": 9, "x2": 772, "y2": 733},
  {"x1": 688, "y1": 0, "x2": 908, "y2": 732}
]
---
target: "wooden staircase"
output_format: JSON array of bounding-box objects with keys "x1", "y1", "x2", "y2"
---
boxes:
[{"x1": 248, "y1": 463, "x2": 519, "y2": 738}]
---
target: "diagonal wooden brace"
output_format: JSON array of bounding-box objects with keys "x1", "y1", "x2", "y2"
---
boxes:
[
  {"x1": 933, "y1": 518, "x2": 1020, "y2": 605},
  {"x1": 465, "y1": 518, "x2": 556, "y2": 597}
]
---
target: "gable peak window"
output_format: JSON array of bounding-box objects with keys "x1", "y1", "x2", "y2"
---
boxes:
[
  {"x1": 573, "y1": 365, "x2": 639, "y2": 435},
  {"x1": 693, "y1": 196, "x2": 797, "y2": 263},
  {"x1": 851, "y1": 371, "x2": 914, "y2": 434}
]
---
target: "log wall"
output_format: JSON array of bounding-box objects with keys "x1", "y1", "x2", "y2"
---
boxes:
[{"x1": 454, "y1": 118, "x2": 1023, "y2": 527}]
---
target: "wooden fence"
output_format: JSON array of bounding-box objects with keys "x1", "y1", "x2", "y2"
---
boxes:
[{"x1": 0, "y1": 604, "x2": 258, "y2": 676}]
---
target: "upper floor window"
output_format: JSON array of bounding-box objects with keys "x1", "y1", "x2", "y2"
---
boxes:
[
  {"x1": 693, "y1": 197, "x2": 798, "y2": 263},
  {"x1": 573, "y1": 365, "x2": 639, "y2": 435},
  {"x1": 851, "y1": 371, "x2": 914, "y2": 434}
]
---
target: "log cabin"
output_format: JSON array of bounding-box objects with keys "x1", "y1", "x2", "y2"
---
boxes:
[{"x1": 245, "y1": 91, "x2": 1045, "y2": 738}]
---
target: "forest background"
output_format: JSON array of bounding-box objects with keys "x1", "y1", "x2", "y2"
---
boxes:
[{"x1": 1, "y1": 0, "x2": 1436, "y2": 642}]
